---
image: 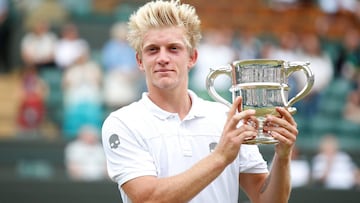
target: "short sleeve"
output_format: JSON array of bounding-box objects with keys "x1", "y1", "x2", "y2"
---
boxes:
[
  {"x1": 102, "y1": 114, "x2": 157, "y2": 186},
  {"x1": 238, "y1": 145, "x2": 269, "y2": 174}
]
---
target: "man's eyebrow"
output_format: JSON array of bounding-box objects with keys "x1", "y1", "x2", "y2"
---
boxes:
[
  {"x1": 168, "y1": 42, "x2": 184, "y2": 46},
  {"x1": 143, "y1": 42, "x2": 185, "y2": 49},
  {"x1": 142, "y1": 44, "x2": 158, "y2": 51}
]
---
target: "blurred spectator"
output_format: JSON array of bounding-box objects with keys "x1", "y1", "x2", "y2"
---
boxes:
[
  {"x1": 101, "y1": 22, "x2": 137, "y2": 73},
  {"x1": 339, "y1": 28, "x2": 360, "y2": 84},
  {"x1": 21, "y1": 0, "x2": 68, "y2": 30},
  {"x1": 16, "y1": 66, "x2": 48, "y2": 137},
  {"x1": 259, "y1": 41, "x2": 276, "y2": 59},
  {"x1": 268, "y1": 31, "x2": 301, "y2": 61},
  {"x1": 62, "y1": 44, "x2": 103, "y2": 139},
  {"x1": 101, "y1": 22, "x2": 143, "y2": 110},
  {"x1": 0, "y1": 0, "x2": 10, "y2": 73},
  {"x1": 318, "y1": 0, "x2": 358, "y2": 15},
  {"x1": 267, "y1": 31, "x2": 302, "y2": 98},
  {"x1": 64, "y1": 125, "x2": 107, "y2": 181},
  {"x1": 234, "y1": 28, "x2": 262, "y2": 60},
  {"x1": 343, "y1": 77, "x2": 360, "y2": 124},
  {"x1": 290, "y1": 145, "x2": 311, "y2": 188},
  {"x1": 20, "y1": 20, "x2": 58, "y2": 71},
  {"x1": 190, "y1": 28, "x2": 236, "y2": 100},
  {"x1": 314, "y1": 15, "x2": 338, "y2": 67},
  {"x1": 293, "y1": 33, "x2": 333, "y2": 117},
  {"x1": 312, "y1": 134, "x2": 358, "y2": 189},
  {"x1": 54, "y1": 23, "x2": 89, "y2": 69},
  {"x1": 354, "y1": 3, "x2": 360, "y2": 22},
  {"x1": 356, "y1": 169, "x2": 360, "y2": 190}
]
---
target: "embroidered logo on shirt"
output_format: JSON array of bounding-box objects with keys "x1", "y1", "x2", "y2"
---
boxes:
[
  {"x1": 109, "y1": 134, "x2": 120, "y2": 149},
  {"x1": 209, "y1": 142, "x2": 217, "y2": 153}
]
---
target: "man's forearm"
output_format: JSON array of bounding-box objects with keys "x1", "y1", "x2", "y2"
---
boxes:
[
  {"x1": 126, "y1": 152, "x2": 228, "y2": 203},
  {"x1": 161, "y1": 153, "x2": 228, "y2": 202},
  {"x1": 259, "y1": 154, "x2": 291, "y2": 203}
]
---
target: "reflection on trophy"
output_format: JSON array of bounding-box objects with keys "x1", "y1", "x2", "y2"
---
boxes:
[{"x1": 206, "y1": 59, "x2": 314, "y2": 144}]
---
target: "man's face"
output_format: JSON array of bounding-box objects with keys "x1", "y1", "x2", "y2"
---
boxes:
[{"x1": 136, "y1": 27, "x2": 197, "y2": 91}]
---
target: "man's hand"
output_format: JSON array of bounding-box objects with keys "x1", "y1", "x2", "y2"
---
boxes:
[
  {"x1": 264, "y1": 107, "x2": 298, "y2": 158},
  {"x1": 214, "y1": 96, "x2": 258, "y2": 165}
]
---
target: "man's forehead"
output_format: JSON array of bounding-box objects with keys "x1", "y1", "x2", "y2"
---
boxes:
[{"x1": 142, "y1": 27, "x2": 186, "y2": 46}]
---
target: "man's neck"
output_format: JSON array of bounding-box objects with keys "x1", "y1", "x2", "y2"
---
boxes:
[{"x1": 148, "y1": 89, "x2": 192, "y2": 120}]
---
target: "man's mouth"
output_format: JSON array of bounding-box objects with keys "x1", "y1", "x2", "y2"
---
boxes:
[{"x1": 155, "y1": 69, "x2": 174, "y2": 73}]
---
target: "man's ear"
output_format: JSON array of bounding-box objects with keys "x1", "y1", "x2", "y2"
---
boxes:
[
  {"x1": 188, "y1": 49, "x2": 198, "y2": 70},
  {"x1": 136, "y1": 53, "x2": 144, "y2": 72}
]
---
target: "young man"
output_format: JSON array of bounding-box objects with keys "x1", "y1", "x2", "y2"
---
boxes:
[{"x1": 102, "y1": 1, "x2": 298, "y2": 202}]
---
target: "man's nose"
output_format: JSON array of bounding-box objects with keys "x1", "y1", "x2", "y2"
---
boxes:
[{"x1": 157, "y1": 48, "x2": 170, "y2": 65}]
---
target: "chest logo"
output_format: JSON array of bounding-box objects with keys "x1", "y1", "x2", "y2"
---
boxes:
[
  {"x1": 109, "y1": 134, "x2": 120, "y2": 149},
  {"x1": 209, "y1": 142, "x2": 217, "y2": 153}
]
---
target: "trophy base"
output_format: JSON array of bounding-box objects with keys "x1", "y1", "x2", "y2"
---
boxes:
[{"x1": 244, "y1": 136, "x2": 279, "y2": 145}]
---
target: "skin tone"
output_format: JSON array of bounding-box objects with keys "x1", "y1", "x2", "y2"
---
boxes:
[
  {"x1": 123, "y1": 26, "x2": 298, "y2": 203},
  {"x1": 136, "y1": 27, "x2": 194, "y2": 119}
]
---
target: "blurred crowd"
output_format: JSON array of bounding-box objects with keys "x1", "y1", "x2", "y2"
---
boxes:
[
  {"x1": 0, "y1": 0, "x2": 358, "y2": 138},
  {"x1": 0, "y1": 0, "x2": 360, "y2": 186},
  {"x1": 290, "y1": 134, "x2": 360, "y2": 190},
  {"x1": 15, "y1": 19, "x2": 144, "y2": 139},
  {"x1": 13, "y1": 6, "x2": 146, "y2": 139}
]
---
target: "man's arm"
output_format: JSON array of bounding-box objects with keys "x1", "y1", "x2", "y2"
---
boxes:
[
  {"x1": 240, "y1": 107, "x2": 298, "y2": 203},
  {"x1": 240, "y1": 155, "x2": 291, "y2": 203},
  {"x1": 122, "y1": 97, "x2": 258, "y2": 203},
  {"x1": 122, "y1": 152, "x2": 227, "y2": 203},
  {"x1": 260, "y1": 154, "x2": 292, "y2": 203}
]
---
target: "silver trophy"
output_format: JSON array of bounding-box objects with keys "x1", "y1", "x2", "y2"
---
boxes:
[{"x1": 206, "y1": 59, "x2": 314, "y2": 144}]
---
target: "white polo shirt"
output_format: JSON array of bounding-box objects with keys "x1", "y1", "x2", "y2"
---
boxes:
[{"x1": 102, "y1": 90, "x2": 268, "y2": 203}]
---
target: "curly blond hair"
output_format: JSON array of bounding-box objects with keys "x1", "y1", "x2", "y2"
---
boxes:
[{"x1": 127, "y1": 0, "x2": 201, "y2": 55}]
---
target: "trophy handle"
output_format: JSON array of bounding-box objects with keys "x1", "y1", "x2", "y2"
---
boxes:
[
  {"x1": 284, "y1": 61, "x2": 315, "y2": 107},
  {"x1": 206, "y1": 65, "x2": 232, "y2": 108}
]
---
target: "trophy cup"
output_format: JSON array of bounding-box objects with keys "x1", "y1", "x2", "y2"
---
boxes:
[{"x1": 206, "y1": 59, "x2": 314, "y2": 144}]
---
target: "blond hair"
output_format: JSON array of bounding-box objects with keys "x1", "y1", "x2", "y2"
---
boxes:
[{"x1": 127, "y1": 0, "x2": 201, "y2": 55}]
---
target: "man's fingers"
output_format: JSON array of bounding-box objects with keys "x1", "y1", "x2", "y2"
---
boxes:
[
  {"x1": 227, "y1": 96, "x2": 243, "y2": 120},
  {"x1": 226, "y1": 109, "x2": 256, "y2": 130},
  {"x1": 276, "y1": 107, "x2": 297, "y2": 126}
]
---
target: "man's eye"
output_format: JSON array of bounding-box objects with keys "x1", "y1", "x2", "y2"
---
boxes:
[
  {"x1": 145, "y1": 47, "x2": 158, "y2": 53},
  {"x1": 170, "y1": 46, "x2": 179, "y2": 51}
]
